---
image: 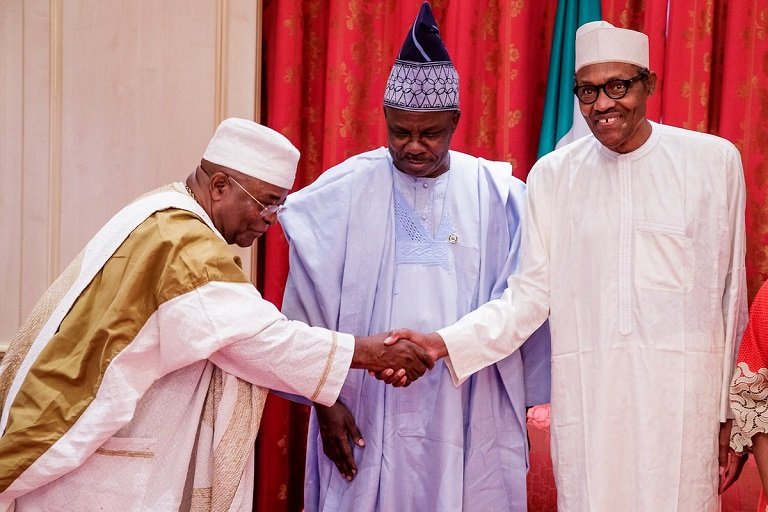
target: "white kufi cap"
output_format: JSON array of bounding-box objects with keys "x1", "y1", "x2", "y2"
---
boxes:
[
  {"x1": 575, "y1": 21, "x2": 649, "y2": 72},
  {"x1": 203, "y1": 118, "x2": 299, "y2": 189}
]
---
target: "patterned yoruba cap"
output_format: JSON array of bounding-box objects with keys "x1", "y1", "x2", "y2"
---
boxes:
[{"x1": 383, "y1": 1, "x2": 459, "y2": 111}]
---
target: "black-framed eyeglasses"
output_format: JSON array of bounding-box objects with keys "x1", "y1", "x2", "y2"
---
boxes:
[
  {"x1": 228, "y1": 176, "x2": 285, "y2": 219},
  {"x1": 573, "y1": 73, "x2": 647, "y2": 104}
]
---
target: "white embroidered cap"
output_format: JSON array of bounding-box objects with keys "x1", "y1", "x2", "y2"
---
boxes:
[
  {"x1": 203, "y1": 118, "x2": 299, "y2": 189},
  {"x1": 575, "y1": 21, "x2": 649, "y2": 72}
]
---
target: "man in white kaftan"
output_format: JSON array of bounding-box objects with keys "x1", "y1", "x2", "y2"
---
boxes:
[
  {"x1": 0, "y1": 119, "x2": 432, "y2": 512},
  {"x1": 279, "y1": 4, "x2": 550, "y2": 511},
  {"x1": 394, "y1": 21, "x2": 748, "y2": 512}
]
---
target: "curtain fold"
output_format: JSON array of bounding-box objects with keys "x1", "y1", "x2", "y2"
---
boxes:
[
  {"x1": 256, "y1": 1, "x2": 768, "y2": 510},
  {"x1": 536, "y1": 0, "x2": 601, "y2": 156},
  {"x1": 603, "y1": 0, "x2": 768, "y2": 300},
  {"x1": 715, "y1": 1, "x2": 768, "y2": 302}
]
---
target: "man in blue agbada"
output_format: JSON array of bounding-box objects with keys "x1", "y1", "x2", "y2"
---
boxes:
[{"x1": 279, "y1": 2, "x2": 551, "y2": 510}]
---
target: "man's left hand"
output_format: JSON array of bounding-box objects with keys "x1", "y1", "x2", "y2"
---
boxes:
[
  {"x1": 718, "y1": 419, "x2": 747, "y2": 494},
  {"x1": 315, "y1": 401, "x2": 364, "y2": 481}
]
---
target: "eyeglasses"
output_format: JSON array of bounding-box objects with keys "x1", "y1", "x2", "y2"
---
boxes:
[
  {"x1": 228, "y1": 176, "x2": 285, "y2": 219},
  {"x1": 573, "y1": 73, "x2": 647, "y2": 104}
]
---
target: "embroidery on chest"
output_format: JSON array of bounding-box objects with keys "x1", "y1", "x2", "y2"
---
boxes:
[{"x1": 393, "y1": 187, "x2": 455, "y2": 268}]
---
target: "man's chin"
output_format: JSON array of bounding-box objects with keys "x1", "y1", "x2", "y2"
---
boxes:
[
  {"x1": 236, "y1": 231, "x2": 265, "y2": 247},
  {"x1": 235, "y1": 237, "x2": 256, "y2": 248},
  {"x1": 592, "y1": 132, "x2": 624, "y2": 151},
  {"x1": 397, "y1": 162, "x2": 436, "y2": 177}
]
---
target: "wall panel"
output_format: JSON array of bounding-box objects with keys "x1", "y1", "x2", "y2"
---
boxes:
[
  {"x1": 1, "y1": 0, "x2": 261, "y2": 348},
  {"x1": 0, "y1": 1, "x2": 24, "y2": 342}
]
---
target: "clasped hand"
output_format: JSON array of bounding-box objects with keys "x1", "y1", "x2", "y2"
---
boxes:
[
  {"x1": 357, "y1": 328, "x2": 446, "y2": 385},
  {"x1": 352, "y1": 331, "x2": 435, "y2": 387}
]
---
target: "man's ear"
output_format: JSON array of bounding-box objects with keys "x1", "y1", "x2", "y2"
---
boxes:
[
  {"x1": 646, "y1": 71, "x2": 658, "y2": 96},
  {"x1": 451, "y1": 110, "x2": 461, "y2": 130},
  {"x1": 209, "y1": 172, "x2": 230, "y2": 201}
]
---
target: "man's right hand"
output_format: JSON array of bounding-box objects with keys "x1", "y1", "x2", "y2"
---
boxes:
[
  {"x1": 351, "y1": 332, "x2": 434, "y2": 386},
  {"x1": 384, "y1": 329, "x2": 448, "y2": 361},
  {"x1": 365, "y1": 329, "x2": 447, "y2": 383},
  {"x1": 315, "y1": 401, "x2": 364, "y2": 481}
]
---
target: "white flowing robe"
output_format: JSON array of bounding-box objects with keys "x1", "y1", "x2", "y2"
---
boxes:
[{"x1": 438, "y1": 123, "x2": 747, "y2": 511}]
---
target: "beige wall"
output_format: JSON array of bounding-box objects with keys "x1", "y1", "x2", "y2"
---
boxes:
[{"x1": 0, "y1": 1, "x2": 262, "y2": 348}]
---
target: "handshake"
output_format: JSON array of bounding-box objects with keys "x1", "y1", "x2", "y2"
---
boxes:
[{"x1": 350, "y1": 329, "x2": 447, "y2": 386}]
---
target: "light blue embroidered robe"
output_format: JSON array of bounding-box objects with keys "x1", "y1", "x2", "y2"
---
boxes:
[{"x1": 280, "y1": 148, "x2": 551, "y2": 512}]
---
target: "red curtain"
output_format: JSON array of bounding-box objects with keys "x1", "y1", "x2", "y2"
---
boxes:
[
  {"x1": 603, "y1": 0, "x2": 768, "y2": 301},
  {"x1": 255, "y1": 2, "x2": 556, "y2": 509},
  {"x1": 256, "y1": 1, "x2": 768, "y2": 510}
]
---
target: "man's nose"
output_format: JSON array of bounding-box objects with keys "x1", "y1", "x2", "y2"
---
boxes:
[
  {"x1": 262, "y1": 212, "x2": 278, "y2": 226},
  {"x1": 404, "y1": 137, "x2": 426, "y2": 152},
  {"x1": 593, "y1": 88, "x2": 616, "y2": 110}
]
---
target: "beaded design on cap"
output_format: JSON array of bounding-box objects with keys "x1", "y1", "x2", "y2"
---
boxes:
[{"x1": 384, "y1": 61, "x2": 459, "y2": 111}]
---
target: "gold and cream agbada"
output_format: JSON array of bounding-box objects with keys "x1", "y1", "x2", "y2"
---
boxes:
[{"x1": 0, "y1": 183, "x2": 353, "y2": 511}]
